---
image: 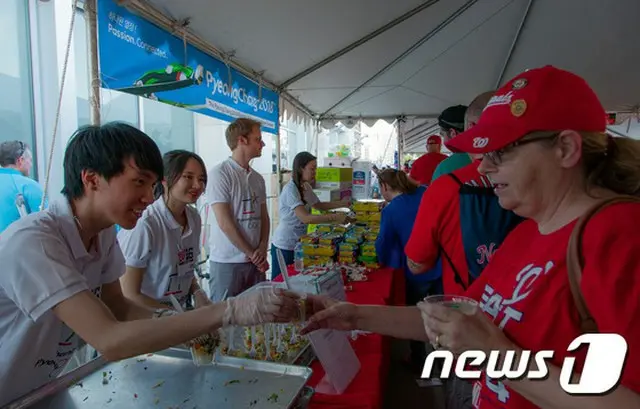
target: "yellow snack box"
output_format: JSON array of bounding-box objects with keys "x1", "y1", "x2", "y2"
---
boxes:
[{"x1": 352, "y1": 200, "x2": 385, "y2": 213}]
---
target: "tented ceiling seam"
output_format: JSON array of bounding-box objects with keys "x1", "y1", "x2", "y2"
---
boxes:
[
  {"x1": 400, "y1": 0, "x2": 518, "y2": 88},
  {"x1": 320, "y1": 0, "x2": 479, "y2": 118}
]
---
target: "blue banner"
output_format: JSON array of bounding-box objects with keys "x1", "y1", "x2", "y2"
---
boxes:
[{"x1": 97, "y1": 0, "x2": 279, "y2": 133}]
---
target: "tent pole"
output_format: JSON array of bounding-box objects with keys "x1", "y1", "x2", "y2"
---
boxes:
[
  {"x1": 396, "y1": 117, "x2": 405, "y2": 169},
  {"x1": 276, "y1": 97, "x2": 283, "y2": 189},
  {"x1": 85, "y1": 0, "x2": 101, "y2": 126},
  {"x1": 320, "y1": 0, "x2": 478, "y2": 118},
  {"x1": 314, "y1": 120, "x2": 320, "y2": 157},
  {"x1": 280, "y1": 0, "x2": 440, "y2": 88},
  {"x1": 495, "y1": 0, "x2": 534, "y2": 89}
]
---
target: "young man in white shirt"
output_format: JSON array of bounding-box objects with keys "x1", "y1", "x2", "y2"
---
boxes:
[
  {"x1": 207, "y1": 118, "x2": 270, "y2": 302},
  {"x1": 0, "y1": 122, "x2": 298, "y2": 407}
]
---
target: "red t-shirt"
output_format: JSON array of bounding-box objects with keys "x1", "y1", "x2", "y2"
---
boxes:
[
  {"x1": 410, "y1": 152, "x2": 447, "y2": 185},
  {"x1": 465, "y1": 202, "x2": 640, "y2": 409},
  {"x1": 405, "y1": 161, "x2": 485, "y2": 295}
]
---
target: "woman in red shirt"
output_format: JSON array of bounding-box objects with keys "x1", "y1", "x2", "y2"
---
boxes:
[{"x1": 302, "y1": 66, "x2": 640, "y2": 409}]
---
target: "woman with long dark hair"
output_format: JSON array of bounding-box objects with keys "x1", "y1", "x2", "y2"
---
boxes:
[
  {"x1": 271, "y1": 151, "x2": 350, "y2": 279},
  {"x1": 118, "y1": 150, "x2": 210, "y2": 310}
]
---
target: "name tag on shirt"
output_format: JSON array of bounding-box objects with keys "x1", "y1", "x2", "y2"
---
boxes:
[{"x1": 177, "y1": 247, "x2": 195, "y2": 276}]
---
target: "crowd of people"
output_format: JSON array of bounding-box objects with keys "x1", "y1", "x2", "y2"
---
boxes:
[
  {"x1": 303, "y1": 65, "x2": 640, "y2": 409},
  {"x1": 0, "y1": 65, "x2": 638, "y2": 409}
]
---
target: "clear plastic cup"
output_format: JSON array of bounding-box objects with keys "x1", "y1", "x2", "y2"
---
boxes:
[
  {"x1": 190, "y1": 334, "x2": 219, "y2": 366},
  {"x1": 423, "y1": 295, "x2": 478, "y2": 315}
]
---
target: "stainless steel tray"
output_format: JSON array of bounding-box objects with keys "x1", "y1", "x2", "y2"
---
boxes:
[
  {"x1": 291, "y1": 386, "x2": 314, "y2": 409},
  {"x1": 290, "y1": 343, "x2": 316, "y2": 367},
  {"x1": 7, "y1": 348, "x2": 312, "y2": 409}
]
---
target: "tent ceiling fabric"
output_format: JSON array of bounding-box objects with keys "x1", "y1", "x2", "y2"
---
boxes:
[{"x1": 141, "y1": 0, "x2": 640, "y2": 121}]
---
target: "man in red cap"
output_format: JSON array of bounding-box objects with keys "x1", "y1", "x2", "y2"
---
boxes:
[
  {"x1": 405, "y1": 90, "x2": 506, "y2": 295},
  {"x1": 409, "y1": 135, "x2": 447, "y2": 185}
]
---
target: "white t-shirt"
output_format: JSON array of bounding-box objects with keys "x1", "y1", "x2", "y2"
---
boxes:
[
  {"x1": 206, "y1": 158, "x2": 267, "y2": 263},
  {"x1": 0, "y1": 197, "x2": 125, "y2": 406},
  {"x1": 272, "y1": 181, "x2": 320, "y2": 251},
  {"x1": 117, "y1": 198, "x2": 201, "y2": 308}
]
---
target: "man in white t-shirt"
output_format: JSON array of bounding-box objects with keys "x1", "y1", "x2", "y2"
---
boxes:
[
  {"x1": 0, "y1": 122, "x2": 298, "y2": 407},
  {"x1": 207, "y1": 118, "x2": 270, "y2": 301}
]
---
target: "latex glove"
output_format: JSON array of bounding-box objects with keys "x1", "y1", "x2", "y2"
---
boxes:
[{"x1": 223, "y1": 286, "x2": 301, "y2": 327}]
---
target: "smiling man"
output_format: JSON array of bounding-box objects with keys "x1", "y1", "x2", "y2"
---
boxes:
[{"x1": 0, "y1": 122, "x2": 298, "y2": 406}]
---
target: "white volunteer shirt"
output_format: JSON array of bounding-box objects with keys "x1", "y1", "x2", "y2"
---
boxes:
[
  {"x1": 0, "y1": 197, "x2": 125, "y2": 406},
  {"x1": 272, "y1": 181, "x2": 320, "y2": 250},
  {"x1": 117, "y1": 198, "x2": 201, "y2": 307},
  {"x1": 206, "y1": 158, "x2": 266, "y2": 263}
]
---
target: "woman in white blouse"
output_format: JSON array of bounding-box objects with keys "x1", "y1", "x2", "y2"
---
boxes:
[
  {"x1": 118, "y1": 150, "x2": 210, "y2": 310},
  {"x1": 271, "y1": 151, "x2": 351, "y2": 279}
]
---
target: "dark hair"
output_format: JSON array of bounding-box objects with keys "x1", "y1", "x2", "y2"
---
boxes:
[
  {"x1": 62, "y1": 122, "x2": 164, "y2": 199},
  {"x1": 438, "y1": 105, "x2": 467, "y2": 132},
  {"x1": 292, "y1": 151, "x2": 317, "y2": 204},
  {"x1": 378, "y1": 168, "x2": 419, "y2": 195},
  {"x1": 0, "y1": 141, "x2": 28, "y2": 166},
  {"x1": 154, "y1": 150, "x2": 208, "y2": 199}
]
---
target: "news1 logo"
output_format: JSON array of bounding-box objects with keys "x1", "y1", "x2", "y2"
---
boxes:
[{"x1": 422, "y1": 333, "x2": 628, "y2": 395}]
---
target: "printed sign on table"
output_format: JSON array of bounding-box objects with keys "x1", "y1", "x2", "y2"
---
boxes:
[{"x1": 308, "y1": 328, "x2": 361, "y2": 394}]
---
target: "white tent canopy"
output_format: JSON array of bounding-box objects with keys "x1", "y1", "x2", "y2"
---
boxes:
[{"x1": 124, "y1": 0, "x2": 640, "y2": 148}]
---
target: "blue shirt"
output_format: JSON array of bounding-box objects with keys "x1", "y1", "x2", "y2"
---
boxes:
[
  {"x1": 375, "y1": 186, "x2": 442, "y2": 283},
  {"x1": 0, "y1": 168, "x2": 45, "y2": 233}
]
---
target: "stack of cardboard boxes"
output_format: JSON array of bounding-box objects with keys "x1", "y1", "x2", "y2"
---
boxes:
[
  {"x1": 313, "y1": 167, "x2": 353, "y2": 202},
  {"x1": 307, "y1": 167, "x2": 352, "y2": 234}
]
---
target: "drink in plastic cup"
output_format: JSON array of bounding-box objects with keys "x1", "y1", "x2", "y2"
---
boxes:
[{"x1": 423, "y1": 295, "x2": 478, "y2": 315}]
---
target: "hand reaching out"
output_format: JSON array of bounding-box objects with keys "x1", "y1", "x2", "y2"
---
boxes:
[
  {"x1": 300, "y1": 295, "x2": 360, "y2": 334},
  {"x1": 417, "y1": 301, "x2": 514, "y2": 356}
]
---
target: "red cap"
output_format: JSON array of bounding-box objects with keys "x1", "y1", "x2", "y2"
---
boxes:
[
  {"x1": 426, "y1": 135, "x2": 441, "y2": 145},
  {"x1": 446, "y1": 66, "x2": 606, "y2": 154}
]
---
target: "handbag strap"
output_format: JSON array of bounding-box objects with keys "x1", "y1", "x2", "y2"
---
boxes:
[{"x1": 566, "y1": 195, "x2": 640, "y2": 333}]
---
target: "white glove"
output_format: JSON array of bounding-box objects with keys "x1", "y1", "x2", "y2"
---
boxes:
[{"x1": 223, "y1": 286, "x2": 301, "y2": 327}]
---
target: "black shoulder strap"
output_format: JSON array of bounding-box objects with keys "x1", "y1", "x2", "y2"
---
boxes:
[
  {"x1": 448, "y1": 173, "x2": 463, "y2": 187},
  {"x1": 442, "y1": 173, "x2": 467, "y2": 290},
  {"x1": 440, "y1": 246, "x2": 467, "y2": 291}
]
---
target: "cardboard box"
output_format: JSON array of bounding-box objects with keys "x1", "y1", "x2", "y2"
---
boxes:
[
  {"x1": 288, "y1": 269, "x2": 346, "y2": 301},
  {"x1": 313, "y1": 188, "x2": 341, "y2": 203},
  {"x1": 322, "y1": 157, "x2": 354, "y2": 168},
  {"x1": 316, "y1": 167, "x2": 353, "y2": 183}
]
